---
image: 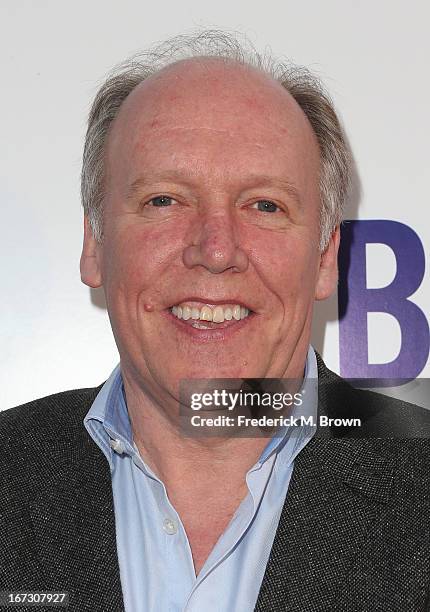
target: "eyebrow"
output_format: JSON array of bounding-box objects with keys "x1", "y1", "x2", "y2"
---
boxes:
[
  {"x1": 243, "y1": 174, "x2": 302, "y2": 209},
  {"x1": 127, "y1": 171, "x2": 302, "y2": 208},
  {"x1": 126, "y1": 171, "x2": 195, "y2": 200}
]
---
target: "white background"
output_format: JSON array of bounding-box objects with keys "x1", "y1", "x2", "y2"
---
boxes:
[{"x1": 1, "y1": 0, "x2": 429, "y2": 410}]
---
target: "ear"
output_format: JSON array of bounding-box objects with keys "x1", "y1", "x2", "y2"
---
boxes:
[
  {"x1": 315, "y1": 225, "x2": 341, "y2": 300},
  {"x1": 80, "y1": 215, "x2": 103, "y2": 288}
]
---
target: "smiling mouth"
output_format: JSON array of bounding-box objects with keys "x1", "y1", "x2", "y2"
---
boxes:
[{"x1": 169, "y1": 301, "x2": 252, "y2": 329}]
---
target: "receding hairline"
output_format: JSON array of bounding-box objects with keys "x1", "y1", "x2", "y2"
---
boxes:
[
  {"x1": 107, "y1": 54, "x2": 320, "y2": 158},
  {"x1": 121, "y1": 54, "x2": 309, "y2": 110}
]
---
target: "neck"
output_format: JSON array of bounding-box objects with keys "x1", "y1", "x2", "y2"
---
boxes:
[{"x1": 123, "y1": 372, "x2": 270, "y2": 487}]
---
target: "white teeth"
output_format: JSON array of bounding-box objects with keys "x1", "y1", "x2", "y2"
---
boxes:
[
  {"x1": 200, "y1": 306, "x2": 213, "y2": 322},
  {"x1": 182, "y1": 305, "x2": 191, "y2": 321},
  {"x1": 171, "y1": 302, "x2": 250, "y2": 324},
  {"x1": 212, "y1": 306, "x2": 225, "y2": 323}
]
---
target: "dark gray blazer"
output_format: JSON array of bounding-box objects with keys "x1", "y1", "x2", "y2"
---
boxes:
[{"x1": 1, "y1": 356, "x2": 430, "y2": 612}]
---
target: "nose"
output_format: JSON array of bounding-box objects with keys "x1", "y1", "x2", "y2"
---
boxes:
[{"x1": 182, "y1": 210, "x2": 249, "y2": 274}]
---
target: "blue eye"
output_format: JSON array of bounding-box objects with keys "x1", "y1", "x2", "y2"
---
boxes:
[
  {"x1": 149, "y1": 196, "x2": 173, "y2": 207},
  {"x1": 254, "y1": 200, "x2": 279, "y2": 213}
]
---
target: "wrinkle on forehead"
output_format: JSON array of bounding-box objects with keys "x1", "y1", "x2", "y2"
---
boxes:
[
  {"x1": 129, "y1": 125, "x2": 269, "y2": 154},
  {"x1": 140, "y1": 126, "x2": 238, "y2": 134}
]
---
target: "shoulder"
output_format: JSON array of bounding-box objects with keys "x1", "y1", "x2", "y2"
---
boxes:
[
  {"x1": 315, "y1": 352, "x2": 430, "y2": 438},
  {"x1": 0, "y1": 385, "x2": 103, "y2": 458},
  {"x1": 1, "y1": 385, "x2": 103, "y2": 429}
]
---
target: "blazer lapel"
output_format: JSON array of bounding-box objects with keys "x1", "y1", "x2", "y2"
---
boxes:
[
  {"x1": 255, "y1": 360, "x2": 398, "y2": 612},
  {"x1": 28, "y1": 395, "x2": 124, "y2": 611},
  {"x1": 255, "y1": 437, "x2": 397, "y2": 612}
]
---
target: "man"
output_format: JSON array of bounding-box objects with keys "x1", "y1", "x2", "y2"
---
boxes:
[{"x1": 1, "y1": 32, "x2": 430, "y2": 612}]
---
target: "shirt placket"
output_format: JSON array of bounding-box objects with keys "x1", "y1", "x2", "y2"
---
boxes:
[{"x1": 131, "y1": 452, "x2": 197, "y2": 612}]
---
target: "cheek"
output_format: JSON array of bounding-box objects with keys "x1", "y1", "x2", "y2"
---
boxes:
[
  {"x1": 101, "y1": 220, "x2": 185, "y2": 297},
  {"x1": 245, "y1": 228, "x2": 319, "y2": 298}
]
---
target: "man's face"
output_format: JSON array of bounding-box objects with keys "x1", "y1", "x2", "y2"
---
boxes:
[{"x1": 81, "y1": 59, "x2": 339, "y2": 402}]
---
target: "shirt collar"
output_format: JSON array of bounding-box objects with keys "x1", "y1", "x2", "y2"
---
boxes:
[
  {"x1": 84, "y1": 346, "x2": 318, "y2": 467},
  {"x1": 257, "y1": 346, "x2": 318, "y2": 463}
]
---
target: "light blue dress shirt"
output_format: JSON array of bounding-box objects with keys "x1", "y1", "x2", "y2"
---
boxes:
[{"x1": 84, "y1": 347, "x2": 318, "y2": 612}]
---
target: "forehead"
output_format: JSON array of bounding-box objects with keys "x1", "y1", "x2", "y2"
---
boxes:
[{"x1": 105, "y1": 58, "x2": 320, "y2": 188}]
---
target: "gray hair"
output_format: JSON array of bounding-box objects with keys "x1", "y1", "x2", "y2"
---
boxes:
[{"x1": 81, "y1": 30, "x2": 350, "y2": 250}]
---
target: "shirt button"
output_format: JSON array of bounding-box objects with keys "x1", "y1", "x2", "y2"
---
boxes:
[
  {"x1": 163, "y1": 518, "x2": 178, "y2": 535},
  {"x1": 109, "y1": 438, "x2": 124, "y2": 454}
]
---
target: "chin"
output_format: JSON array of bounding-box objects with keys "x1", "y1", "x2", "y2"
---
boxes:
[{"x1": 170, "y1": 362, "x2": 262, "y2": 382}]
